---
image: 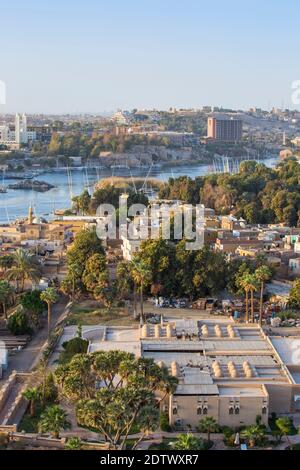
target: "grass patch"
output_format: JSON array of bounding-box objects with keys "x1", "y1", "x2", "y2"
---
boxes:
[{"x1": 66, "y1": 304, "x2": 137, "y2": 326}]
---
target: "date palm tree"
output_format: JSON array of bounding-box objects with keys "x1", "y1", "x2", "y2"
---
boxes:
[
  {"x1": 22, "y1": 387, "x2": 40, "y2": 417},
  {"x1": 197, "y1": 416, "x2": 219, "y2": 443},
  {"x1": 0, "y1": 254, "x2": 14, "y2": 275},
  {"x1": 241, "y1": 424, "x2": 266, "y2": 448},
  {"x1": 247, "y1": 274, "x2": 259, "y2": 323},
  {"x1": 130, "y1": 260, "x2": 152, "y2": 321},
  {"x1": 237, "y1": 273, "x2": 251, "y2": 323},
  {"x1": 275, "y1": 417, "x2": 293, "y2": 447},
  {"x1": 255, "y1": 266, "x2": 272, "y2": 326},
  {"x1": 40, "y1": 288, "x2": 59, "y2": 338},
  {"x1": 38, "y1": 405, "x2": 71, "y2": 439},
  {"x1": 6, "y1": 249, "x2": 41, "y2": 292},
  {"x1": 0, "y1": 280, "x2": 14, "y2": 319}
]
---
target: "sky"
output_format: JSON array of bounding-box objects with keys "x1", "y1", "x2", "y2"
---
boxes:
[{"x1": 0, "y1": 0, "x2": 300, "y2": 113}]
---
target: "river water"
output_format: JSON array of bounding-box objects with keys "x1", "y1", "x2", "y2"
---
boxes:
[{"x1": 0, "y1": 156, "x2": 279, "y2": 223}]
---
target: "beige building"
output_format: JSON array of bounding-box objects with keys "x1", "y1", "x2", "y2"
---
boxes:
[{"x1": 65, "y1": 318, "x2": 300, "y2": 430}]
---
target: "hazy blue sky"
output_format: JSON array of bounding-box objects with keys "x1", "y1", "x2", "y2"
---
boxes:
[{"x1": 1, "y1": 0, "x2": 300, "y2": 113}]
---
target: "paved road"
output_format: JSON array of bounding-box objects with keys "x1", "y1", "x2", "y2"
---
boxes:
[{"x1": 0, "y1": 297, "x2": 69, "y2": 383}]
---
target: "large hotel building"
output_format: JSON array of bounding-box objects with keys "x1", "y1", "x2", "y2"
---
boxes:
[
  {"x1": 59, "y1": 318, "x2": 300, "y2": 429},
  {"x1": 207, "y1": 115, "x2": 243, "y2": 142}
]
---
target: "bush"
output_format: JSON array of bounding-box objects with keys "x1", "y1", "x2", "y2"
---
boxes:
[
  {"x1": 7, "y1": 309, "x2": 32, "y2": 335},
  {"x1": 58, "y1": 337, "x2": 89, "y2": 364},
  {"x1": 42, "y1": 372, "x2": 58, "y2": 404},
  {"x1": 160, "y1": 413, "x2": 171, "y2": 432},
  {"x1": 0, "y1": 432, "x2": 9, "y2": 449},
  {"x1": 65, "y1": 437, "x2": 83, "y2": 450}
]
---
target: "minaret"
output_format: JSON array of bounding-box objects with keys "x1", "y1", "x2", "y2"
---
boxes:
[
  {"x1": 15, "y1": 113, "x2": 20, "y2": 144},
  {"x1": 21, "y1": 113, "x2": 28, "y2": 144},
  {"x1": 283, "y1": 131, "x2": 286, "y2": 146},
  {"x1": 28, "y1": 205, "x2": 34, "y2": 224}
]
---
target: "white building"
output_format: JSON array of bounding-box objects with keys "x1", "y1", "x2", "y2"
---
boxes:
[{"x1": 0, "y1": 113, "x2": 35, "y2": 147}]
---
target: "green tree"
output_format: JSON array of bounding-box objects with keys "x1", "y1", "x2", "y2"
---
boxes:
[
  {"x1": 40, "y1": 288, "x2": 59, "y2": 338},
  {"x1": 0, "y1": 254, "x2": 14, "y2": 273},
  {"x1": 6, "y1": 249, "x2": 41, "y2": 292},
  {"x1": 38, "y1": 405, "x2": 71, "y2": 438},
  {"x1": 64, "y1": 227, "x2": 105, "y2": 295},
  {"x1": 255, "y1": 266, "x2": 272, "y2": 326},
  {"x1": 7, "y1": 305, "x2": 32, "y2": 335},
  {"x1": 288, "y1": 279, "x2": 300, "y2": 309},
  {"x1": 241, "y1": 424, "x2": 266, "y2": 448},
  {"x1": 275, "y1": 417, "x2": 294, "y2": 447},
  {"x1": 59, "y1": 337, "x2": 89, "y2": 364},
  {"x1": 22, "y1": 387, "x2": 40, "y2": 417},
  {"x1": 130, "y1": 260, "x2": 152, "y2": 321},
  {"x1": 82, "y1": 253, "x2": 107, "y2": 293},
  {"x1": 21, "y1": 290, "x2": 44, "y2": 327},
  {"x1": 72, "y1": 190, "x2": 91, "y2": 215},
  {"x1": 172, "y1": 433, "x2": 206, "y2": 450},
  {"x1": 237, "y1": 272, "x2": 251, "y2": 323},
  {"x1": 197, "y1": 416, "x2": 219, "y2": 443},
  {"x1": 0, "y1": 280, "x2": 14, "y2": 319},
  {"x1": 55, "y1": 351, "x2": 177, "y2": 450}
]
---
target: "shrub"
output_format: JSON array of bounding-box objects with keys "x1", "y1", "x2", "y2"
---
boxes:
[
  {"x1": 160, "y1": 413, "x2": 171, "y2": 432},
  {"x1": 65, "y1": 437, "x2": 83, "y2": 450},
  {"x1": 42, "y1": 372, "x2": 58, "y2": 404},
  {"x1": 7, "y1": 308, "x2": 32, "y2": 335},
  {"x1": 58, "y1": 337, "x2": 89, "y2": 364}
]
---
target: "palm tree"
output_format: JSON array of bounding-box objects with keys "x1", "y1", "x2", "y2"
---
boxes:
[
  {"x1": 22, "y1": 387, "x2": 40, "y2": 417},
  {"x1": 172, "y1": 433, "x2": 205, "y2": 450},
  {"x1": 239, "y1": 273, "x2": 258, "y2": 323},
  {"x1": 40, "y1": 288, "x2": 59, "y2": 338},
  {"x1": 38, "y1": 405, "x2": 71, "y2": 439},
  {"x1": 255, "y1": 266, "x2": 272, "y2": 326},
  {"x1": 241, "y1": 425, "x2": 266, "y2": 448},
  {"x1": 275, "y1": 417, "x2": 293, "y2": 447},
  {"x1": 247, "y1": 274, "x2": 259, "y2": 323},
  {"x1": 0, "y1": 280, "x2": 14, "y2": 319},
  {"x1": 237, "y1": 273, "x2": 251, "y2": 323},
  {"x1": 0, "y1": 254, "x2": 14, "y2": 275},
  {"x1": 6, "y1": 249, "x2": 41, "y2": 292},
  {"x1": 197, "y1": 416, "x2": 219, "y2": 443},
  {"x1": 130, "y1": 260, "x2": 152, "y2": 321}
]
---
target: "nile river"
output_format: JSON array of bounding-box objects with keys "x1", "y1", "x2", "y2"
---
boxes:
[{"x1": 0, "y1": 157, "x2": 279, "y2": 223}]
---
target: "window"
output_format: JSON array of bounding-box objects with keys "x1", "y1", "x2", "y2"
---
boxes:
[
  {"x1": 262, "y1": 406, "x2": 267, "y2": 415},
  {"x1": 235, "y1": 407, "x2": 240, "y2": 415},
  {"x1": 229, "y1": 406, "x2": 234, "y2": 415},
  {"x1": 173, "y1": 407, "x2": 178, "y2": 415},
  {"x1": 197, "y1": 407, "x2": 202, "y2": 415}
]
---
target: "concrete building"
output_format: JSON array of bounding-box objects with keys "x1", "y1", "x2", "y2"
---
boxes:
[
  {"x1": 61, "y1": 318, "x2": 300, "y2": 429},
  {"x1": 0, "y1": 113, "x2": 34, "y2": 148},
  {"x1": 207, "y1": 116, "x2": 243, "y2": 142}
]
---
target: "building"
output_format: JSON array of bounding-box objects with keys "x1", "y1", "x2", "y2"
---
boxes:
[
  {"x1": 0, "y1": 113, "x2": 33, "y2": 148},
  {"x1": 207, "y1": 116, "x2": 243, "y2": 142},
  {"x1": 60, "y1": 318, "x2": 300, "y2": 429},
  {"x1": 289, "y1": 258, "x2": 300, "y2": 276}
]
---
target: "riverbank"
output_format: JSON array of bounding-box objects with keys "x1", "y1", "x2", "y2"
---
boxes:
[{"x1": 0, "y1": 156, "x2": 279, "y2": 223}]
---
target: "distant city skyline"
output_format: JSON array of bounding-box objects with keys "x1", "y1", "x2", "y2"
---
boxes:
[{"x1": 1, "y1": 0, "x2": 300, "y2": 113}]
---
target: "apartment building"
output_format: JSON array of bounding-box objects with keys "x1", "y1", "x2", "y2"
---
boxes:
[{"x1": 207, "y1": 116, "x2": 243, "y2": 142}]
